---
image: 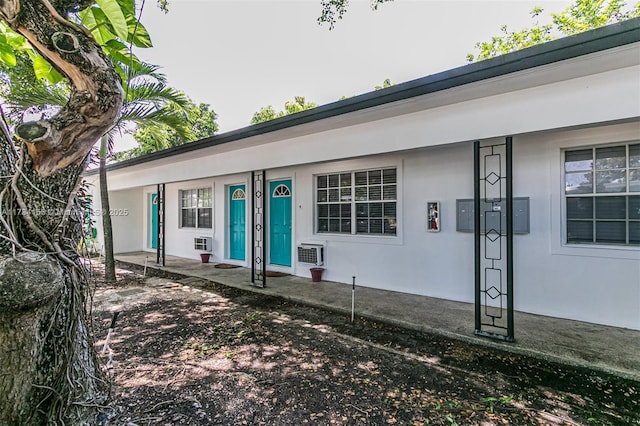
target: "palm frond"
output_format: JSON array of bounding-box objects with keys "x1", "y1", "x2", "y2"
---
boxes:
[
  {"x1": 4, "y1": 84, "x2": 67, "y2": 110},
  {"x1": 120, "y1": 106, "x2": 190, "y2": 139},
  {"x1": 123, "y1": 61, "x2": 167, "y2": 85},
  {"x1": 125, "y1": 82, "x2": 190, "y2": 109}
]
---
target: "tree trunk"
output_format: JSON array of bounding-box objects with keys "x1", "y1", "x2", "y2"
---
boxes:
[
  {"x1": 100, "y1": 136, "x2": 116, "y2": 283},
  {"x1": 0, "y1": 157, "x2": 106, "y2": 424},
  {"x1": 0, "y1": 1, "x2": 123, "y2": 424}
]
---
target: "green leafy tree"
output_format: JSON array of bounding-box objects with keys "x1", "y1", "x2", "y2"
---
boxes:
[
  {"x1": 284, "y1": 96, "x2": 318, "y2": 115},
  {"x1": 375, "y1": 78, "x2": 395, "y2": 90},
  {"x1": 318, "y1": 0, "x2": 393, "y2": 29},
  {"x1": 0, "y1": 0, "x2": 179, "y2": 423},
  {"x1": 251, "y1": 96, "x2": 317, "y2": 124},
  {"x1": 186, "y1": 102, "x2": 218, "y2": 140},
  {"x1": 250, "y1": 105, "x2": 280, "y2": 124},
  {"x1": 2, "y1": 23, "x2": 194, "y2": 285},
  {"x1": 467, "y1": 0, "x2": 640, "y2": 62},
  {"x1": 0, "y1": 53, "x2": 68, "y2": 122},
  {"x1": 339, "y1": 78, "x2": 394, "y2": 100},
  {"x1": 115, "y1": 99, "x2": 218, "y2": 159},
  {"x1": 98, "y1": 62, "x2": 193, "y2": 282}
]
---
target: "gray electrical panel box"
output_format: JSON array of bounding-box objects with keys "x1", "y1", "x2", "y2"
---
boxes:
[{"x1": 456, "y1": 197, "x2": 530, "y2": 234}]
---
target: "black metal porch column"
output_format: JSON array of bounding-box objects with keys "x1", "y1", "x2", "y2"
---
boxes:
[
  {"x1": 474, "y1": 137, "x2": 514, "y2": 342},
  {"x1": 156, "y1": 183, "x2": 165, "y2": 266},
  {"x1": 251, "y1": 171, "x2": 266, "y2": 288}
]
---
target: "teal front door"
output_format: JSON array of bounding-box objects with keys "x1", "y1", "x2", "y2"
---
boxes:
[
  {"x1": 150, "y1": 193, "x2": 158, "y2": 249},
  {"x1": 229, "y1": 185, "x2": 246, "y2": 260},
  {"x1": 269, "y1": 180, "x2": 292, "y2": 266}
]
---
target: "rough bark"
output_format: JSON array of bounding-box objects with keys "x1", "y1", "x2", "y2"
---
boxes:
[
  {"x1": 0, "y1": 0, "x2": 123, "y2": 424},
  {"x1": 0, "y1": 254, "x2": 65, "y2": 422},
  {"x1": 0, "y1": 0, "x2": 122, "y2": 176},
  {"x1": 0, "y1": 145, "x2": 107, "y2": 424}
]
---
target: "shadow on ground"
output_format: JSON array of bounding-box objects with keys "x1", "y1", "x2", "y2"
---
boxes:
[{"x1": 93, "y1": 264, "x2": 639, "y2": 425}]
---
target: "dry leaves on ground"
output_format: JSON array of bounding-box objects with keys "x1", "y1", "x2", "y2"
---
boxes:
[{"x1": 92, "y1": 265, "x2": 639, "y2": 425}]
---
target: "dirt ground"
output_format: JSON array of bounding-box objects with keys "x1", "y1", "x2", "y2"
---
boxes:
[{"x1": 91, "y1": 263, "x2": 639, "y2": 425}]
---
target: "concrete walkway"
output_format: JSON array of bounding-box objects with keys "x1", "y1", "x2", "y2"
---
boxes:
[{"x1": 114, "y1": 252, "x2": 639, "y2": 381}]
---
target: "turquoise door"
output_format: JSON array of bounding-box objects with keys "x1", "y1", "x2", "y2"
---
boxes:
[
  {"x1": 150, "y1": 193, "x2": 158, "y2": 249},
  {"x1": 269, "y1": 180, "x2": 292, "y2": 266},
  {"x1": 229, "y1": 185, "x2": 246, "y2": 260}
]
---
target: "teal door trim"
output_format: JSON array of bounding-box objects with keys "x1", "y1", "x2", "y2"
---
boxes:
[
  {"x1": 150, "y1": 193, "x2": 158, "y2": 249},
  {"x1": 229, "y1": 185, "x2": 246, "y2": 261},
  {"x1": 269, "y1": 179, "x2": 292, "y2": 267}
]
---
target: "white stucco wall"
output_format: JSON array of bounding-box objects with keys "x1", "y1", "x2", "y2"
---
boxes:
[
  {"x1": 108, "y1": 122, "x2": 639, "y2": 330},
  {"x1": 109, "y1": 188, "x2": 143, "y2": 254},
  {"x1": 511, "y1": 124, "x2": 640, "y2": 330},
  {"x1": 87, "y1": 43, "x2": 640, "y2": 330},
  {"x1": 86, "y1": 183, "x2": 143, "y2": 255}
]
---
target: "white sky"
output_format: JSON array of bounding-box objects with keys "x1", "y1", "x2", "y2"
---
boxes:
[{"x1": 121, "y1": 0, "x2": 574, "y2": 150}]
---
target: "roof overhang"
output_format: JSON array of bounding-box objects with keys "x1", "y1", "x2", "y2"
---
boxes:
[{"x1": 86, "y1": 18, "x2": 640, "y2": 176}]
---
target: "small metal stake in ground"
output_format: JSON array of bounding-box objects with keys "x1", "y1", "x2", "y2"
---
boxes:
[
  {"x1": 143, "y1": 256, "x2": 148, "y2": 277},
  {"x1": 102, "y1": 311, "x2": 120, "y2": 367},
  {"x1": 351, "y1": 276, "x2": 356, "y2": 323}
]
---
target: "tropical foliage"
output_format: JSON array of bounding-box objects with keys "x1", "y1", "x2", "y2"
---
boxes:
[
  {"x1": 318, "y1": 0, "x2": 393, "y2": 29},
  {"x1": 115, "y1": 99, "x2": 218, "y2": 160},
  {"x1": 0, "y1": 0, "x2": 145, "y2": 422},
  {"x1": 0, "y1": 0, "x2": 210, "y2": 284},
  {"x1": 0, "y1": 1, "x2": 214, "y2": 159},
  {"x1": 0, "y1": 1, "x2": 218, "y2": 421},
  {"x1": 251, "y1": 96, "x2": 318, "y2": 124},
  {"x1": 0, "y1": 0, "x2": 153, "y2": 86},
  {"x1": 375, "y1": 78, "x2": 395, "y2": 90},
  {"x1": 251, "y1": 79, "x2": 396, "y2": 125},
  {"x1": 467, "y1": 0, "x2": 640, "y2": 62}
]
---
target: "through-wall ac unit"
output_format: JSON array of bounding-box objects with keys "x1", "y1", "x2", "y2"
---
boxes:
[
  {"x1": 194, "y1": 236, "x2": 212, "y2": 251},
  {"x1": 297, "y1": 243, "x2": 324, "y2": 266}
]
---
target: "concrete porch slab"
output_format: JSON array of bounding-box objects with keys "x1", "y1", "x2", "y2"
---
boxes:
[{"x1": 112, "y1": 252, "x2": 640, "y2": 380}]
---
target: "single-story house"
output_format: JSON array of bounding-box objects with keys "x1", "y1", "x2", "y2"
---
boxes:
[{"x1": 85, "y1": 19, "x2": 640, "y2": 333}]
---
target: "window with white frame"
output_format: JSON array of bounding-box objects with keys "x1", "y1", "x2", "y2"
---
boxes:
[
  {"x1": 564, "y1": 142, "x2": 639, "y2": 245},
  {"x1": 316, "y1": 168, "x2": 397, "y2": 236},
  {"x1": 180, "y1": 188, "x2": 212, "y2": 228}
]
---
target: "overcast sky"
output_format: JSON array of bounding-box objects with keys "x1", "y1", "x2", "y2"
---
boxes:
[{"x1": 122, "y1": 0, "x2": 574, "y2": 149}]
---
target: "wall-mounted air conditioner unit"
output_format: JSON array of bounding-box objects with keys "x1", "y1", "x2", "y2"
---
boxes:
[
  {"x1": 297, "y1": 243, "x2": 324, "y2": 266},
  {"x1": 194, "y1": 236, "x2": 212, "y2": 251}
]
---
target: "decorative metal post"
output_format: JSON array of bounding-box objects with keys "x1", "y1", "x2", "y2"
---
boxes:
[
  {"x1": 156, "y1": 183, "x2": 165, "y2": 266},
  {"x1": 506, "y1": 138, "x2": 514, "y2": 339},
  {"x1": 474, "y1": 141, "x2": 481, "y2": 333},
  {"x1": 251, "y1": 171, "x2": 266, "y2": 288},
  {"x1": 474, "y1": 137, "x2": 515, "y2": 342}
]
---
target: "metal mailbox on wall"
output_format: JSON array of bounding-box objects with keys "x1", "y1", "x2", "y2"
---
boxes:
[{"x1": 456, "y1": 197, "x2": 530, "y2": 234}]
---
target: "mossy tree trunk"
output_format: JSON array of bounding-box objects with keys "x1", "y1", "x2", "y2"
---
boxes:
[{"x1": 0, "y1": 1, "x2": 122, "y2": 424}]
